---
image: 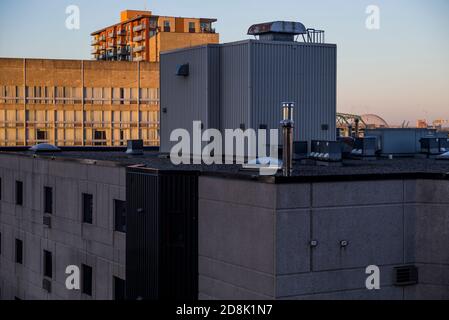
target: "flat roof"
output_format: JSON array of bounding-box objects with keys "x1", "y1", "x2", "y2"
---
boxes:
[{"x1": 1, "y1": 148, "x2": 448, "y2": 184}]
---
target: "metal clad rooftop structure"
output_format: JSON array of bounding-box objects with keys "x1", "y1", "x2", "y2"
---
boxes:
[{"x1": 160, "y1": 22, "x2": 336, "y2": 155}]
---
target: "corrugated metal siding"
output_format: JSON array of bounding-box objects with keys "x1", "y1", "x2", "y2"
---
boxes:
[
  {"x1": 126, "y1": 170, "x2": 159, "y2": 300},
  {"x1": 249, "y1": 41, "x2": 337, "y2": 143},
  {"x1": 159, "y1": 40, "x2": 337, "y2": 155},
  {"x1": 126, "y1": 168, "x2": 199, "y2": 300},
  {"x1": 219, "y1": 42, "x2": 250, "y2": 131},
  {"x1": 207, "y1": 46, "x2": 221, "y2": 129},
  {"x1": 160, "y1": 46, "x2": 213, "y2": 153}
]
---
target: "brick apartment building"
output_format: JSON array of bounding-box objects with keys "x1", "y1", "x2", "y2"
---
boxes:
[{"x1": 91, "y1": 10, "x2": 219, "y2": 62}]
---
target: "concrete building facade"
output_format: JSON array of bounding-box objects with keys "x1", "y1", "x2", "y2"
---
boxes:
[
  {"x1": 198, "y1": 176, "x2": 449, "y2": 299},
  {"x1": 0, "y1": 153, "x2": 126, "y2": 300},
  {"x1": 91, "y1": 10, "x2": 219, "y2": 62},
  {"x1": 1, "y1": 149, "x2": 448, "y2": 300},
  {"x1": 0, "y1": 58, "x2": 159, "y2": 147}
]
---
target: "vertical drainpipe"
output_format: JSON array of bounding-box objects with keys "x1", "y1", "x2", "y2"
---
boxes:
[
  {"x1": 81, "y1": 60, "x2": 85, "y2": 146},
  {"x1": 23, "y1": 58, "x2": 27, "y2": 146},
  {"x1": 137, "y1": 60, "x2": 141, "y2": 140}
]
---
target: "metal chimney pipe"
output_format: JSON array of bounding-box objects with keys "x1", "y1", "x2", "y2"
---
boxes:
[{"x1": 281, "y1": 102, "x2": 295, "y2": 176}]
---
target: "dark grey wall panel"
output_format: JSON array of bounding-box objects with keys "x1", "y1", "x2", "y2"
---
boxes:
[{"x1": 126, "y1": 168, "x2": 199, "y2": 300}]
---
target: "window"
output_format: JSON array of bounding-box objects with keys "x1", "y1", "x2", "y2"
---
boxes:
[
  {"x1": 120, "y1": 88, "x2": 124, "y2": 105},
  {"x1": 120, "y1": 130, "x2": 125, "y2": 146},
  {"x1": 44, "y1": 186, "x2": 53, "y2": 214},
  {"x1": 15, "y1": 239, "x2": 23, "y2": 264},
  {"x1": 82, "y1": 264, "x2": 93, "y2": 296},
  {"x1": 82, "y1": 193, "x2": 93, "y2": 224},
  {"x1": 16, "y1": 181, "x2": 23, "y2": 206},
  {"x1": 94, "y1": 130, "x2": 107, "y2": 146},
  {"x1": 163, "y1": 20, "x2": 170, "y2": 32},
  {"x1": 114, "y1": 200, "x2": 127, "y2": 233},
  {"x1": 114, "y1": 276, "x2": 125, "y2": 300},
  {"x1": 189, "y1": 22, "x2": 196, "y2": 33},
  {"x1": 36, "y1": 129, "x2": 48, "y2": 141},
  {"x1": 43, "y1": 250, "x2": 52, "y2": 278}
]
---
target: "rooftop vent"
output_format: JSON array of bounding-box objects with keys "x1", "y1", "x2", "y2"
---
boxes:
[
  {"x1": 126, "y1": 140, "x2": 144, "y2": 155},
  {"x1": 29, "y1": 143, "x2": 61, "y2": 153},
  {"x1": 247, "y1": 21, "x2": 325, "y2": 43}
]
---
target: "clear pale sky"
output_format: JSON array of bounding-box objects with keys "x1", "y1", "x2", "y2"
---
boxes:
[{"x1": 0, "y1": 0, "x2": 448, "y2": 125}]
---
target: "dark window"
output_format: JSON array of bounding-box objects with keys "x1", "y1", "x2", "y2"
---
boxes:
[
  {"x1": 16, "y1": 180, "x2": 23, "y2": 206},
  {"x1": 114, "y1": 200, "x2": 127, "y2": 233},
  {"x1": 113, "y1": 276, "x2": 125, "y2": 300},
  {"x1": 120, "y1": 130, "x2": 125, "y2": 146},
  {"x1": 120, "y1": 88, "x2": 124, "y2": 105},
  {"x1": 43, "y1": 250, "x2": 52, "y2": 278},
  {"x1": 82, "y1": 193, "x2": 93, "y2": 224},
  {"x1": 94, "y1": 130, "x2": 107, "y2": 146},
  {"x1": 189, "y1": 22, "x2": 196, "y2": 33},
  {"x1": 15, "y1": 239, "x2": 23, "y2": 264},
  {"x1": 189, "y1": 22, "x2": 195, "y2": 33},
  {"x1": 44, "y1": 186, "x2": 52, "y2": 214},
  {"x1": 164, "y1": 20, "x2": 170, "y2": 32},
  {"x1": 82, "y1": 264, "x2": 93, "y2": 296},
  {"x1": 36, "y1": 129, "x2": 48, "y2": 141}
]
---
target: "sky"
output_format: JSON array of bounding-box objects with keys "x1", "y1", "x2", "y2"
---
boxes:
[{"x1": 0, "y1": 0, "x2": 448, "y2": 125}]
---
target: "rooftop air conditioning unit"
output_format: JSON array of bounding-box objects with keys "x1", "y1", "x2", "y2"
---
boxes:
[
  {"x1": 420, "y1": 137, "x2": 441, "y2": 155},
  {"x1": 126, "y1": 140, "x2": 144, "y2": 155}
]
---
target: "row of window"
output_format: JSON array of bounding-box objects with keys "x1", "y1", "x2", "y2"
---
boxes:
[
  {"x1": 0, "y1": 86, "x2": 160, "y2": 105},
  {"x1": 2, "y1": 179, "x2": 126, "y2": 233},
  {"x1": 0, "y1": 233, "x2": 125, "y2": 299}
]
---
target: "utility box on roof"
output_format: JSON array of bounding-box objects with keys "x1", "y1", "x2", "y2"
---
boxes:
[{"x1": 160, "y1": 38, "x2": 337, "y2": 155}]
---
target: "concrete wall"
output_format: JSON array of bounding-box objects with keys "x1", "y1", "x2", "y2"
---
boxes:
[
  {"x1": 198, "y1": 176, "x2": 449, "y2": 300},
  {"x1": 0, "y1": 154, "x2": 126, "y2": 300}
]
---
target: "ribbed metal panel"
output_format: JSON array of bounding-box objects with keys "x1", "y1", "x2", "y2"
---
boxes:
[
  {"x1": 249, "y1": 40, "x2": 336, "y2": 143},
  {"x1": 160, "y1": 45, "x2": 220, "y2": 153},
  {"x1": 219, "y1": 41, "x2": 250, "y2": 131},
  {"x1": 126, "y1": 168, "x2": 199, "y2": 300}
]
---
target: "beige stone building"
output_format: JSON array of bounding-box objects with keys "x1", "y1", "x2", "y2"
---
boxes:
[{"x1": 0, "y1": 58, "x2": 159, "y2": 146}]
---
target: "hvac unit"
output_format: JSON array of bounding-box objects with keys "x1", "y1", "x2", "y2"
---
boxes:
[
  {"x1": 310, "y1": 140, "x2": 342, "y2": 162},
  {"x1": 351, "y1": 136, "x2": 377, "y2": 158},
  {"x1": 420, "y1": 137, "x2": 441, "y2": 155}
]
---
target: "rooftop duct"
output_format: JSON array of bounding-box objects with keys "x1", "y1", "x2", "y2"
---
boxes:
[
  {"x1": 247, "y1": 21, "x2": 325, "y2": 43},
  {"x1": 126, "y1": 140, "x2": 144, "y2": 155}
]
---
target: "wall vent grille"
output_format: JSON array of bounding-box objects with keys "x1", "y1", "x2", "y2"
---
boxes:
[{"x1": 394, "y1": 265, "x2": 418, "y2": 286}]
